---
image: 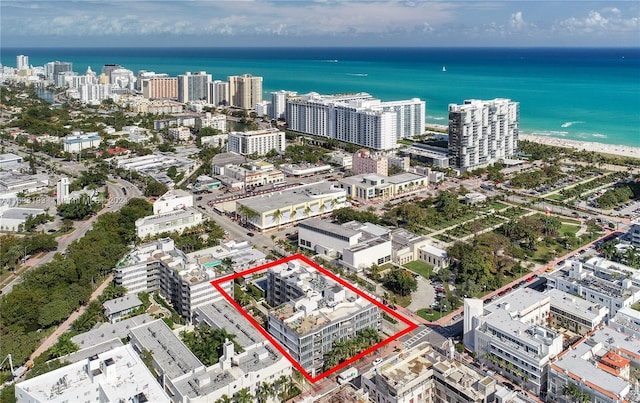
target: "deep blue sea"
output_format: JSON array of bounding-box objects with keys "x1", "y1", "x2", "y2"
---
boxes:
[{"x1": 2, "y1": 47, "x2": 639, "y2": 146}]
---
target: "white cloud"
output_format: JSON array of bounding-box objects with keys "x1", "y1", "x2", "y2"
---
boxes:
[
  {"x1": 510, "y1": 11, "x2": 525, "y2": 30},
  {"x1": 556, "y1": 8, "x2": 639, "y2": 34}
]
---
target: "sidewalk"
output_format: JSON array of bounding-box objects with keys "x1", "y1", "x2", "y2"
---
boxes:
[{"x1": 29, "y1": 274, "x2": 114, "y2": 361}]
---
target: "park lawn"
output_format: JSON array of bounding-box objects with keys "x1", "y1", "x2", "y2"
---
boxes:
[
  {"x1": 417, "y1": 307, "x2": 450, "y2": 321},
  {"x1": 546, "y1": 194, "x2": 566, "y2": 201},
  {"x1": 559, "y1": 224, "x2": 580, "y2": 236},
  {"x1": 404, "y1": 260, "x2": 434, "y2": 278},
  {"x1": 491, "y1": 201, "x2": 509, "y2": 210}
]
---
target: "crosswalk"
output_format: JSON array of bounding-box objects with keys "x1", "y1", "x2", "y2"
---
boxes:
[{"x1": 402, "y1": 326, "x2": 431, "y2": 349}]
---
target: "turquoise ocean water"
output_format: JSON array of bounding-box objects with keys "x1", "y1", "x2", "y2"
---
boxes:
[{"x1": 2, "y1": 47, "x2": 639, "y2": 146}]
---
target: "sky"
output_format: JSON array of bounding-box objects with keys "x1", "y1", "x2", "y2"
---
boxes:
[{"x1": 1, "y1": 0, "x2": 639, "y2": 48}]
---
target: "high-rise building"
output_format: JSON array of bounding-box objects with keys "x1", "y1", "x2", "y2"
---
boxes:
[
  {"x1": 448, "y1": 98, "x2": 519, "y2": 171},
  {"x1": 142, "y1": 77, "x2": 178, "y2": 99},
  {"x1": 45, "y1": 61, "x2": 73, "y2": 85},
  {"x1": 101, "y1": 63, "x2": 122, "y2": 81},
  {"x1": 177, "y1": 71, "x2": 211, "y2": 103},
  {"x1": 228, "y1": 74, "x2": 263, "y2": 110},
  {"x1": 209, "y1": 80, "x2": 229, "y2": 106},
  {"x1": 16, "y1": 55, "x2": 28, "y2": 70},
  {"x1": 286, "y1": 92, "x2": 424, "y2": 150},
  {"x1": 271, "y1": 90, "x2": 296, "y2": 120}
]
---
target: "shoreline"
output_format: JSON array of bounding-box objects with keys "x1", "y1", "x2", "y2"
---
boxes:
[{"x1": 519, "y1": 134, "x2": 640, "y2": 160}]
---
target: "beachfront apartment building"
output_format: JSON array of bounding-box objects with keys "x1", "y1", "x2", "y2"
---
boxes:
[
  {"x1": 271, "y1": 90, "x2": 296, "y2": 120},
  {"x1": 545, "y1": 258, "x2": 640, "y2": 318},
  {"x1": 266, "y1": 259, "x2": 381, "y2": 377},
  {"x1": 142, "y1": 77, "x2": 178, "y2": 99},
  {"x1": 228, "y1": 74, "x2": 263, "y2": 110},
  {"x1": 361, "y1": 342, "x2": 497, "y2": 403},
  {"x1": 464, "y1": 288, "x2": 564, "y2": 395},
  {"x1": 448, "y1": 98, "x2": 519, "y2": 171},
  {"x1": 285, "y1": 92, "x2": 425, "y2": 150},
  {"x1": 227, "y1": 128, "x2": 286, "y2": 156},
  {"x1": 297, "y1": 218, "x2": 392, "y2": 272},
  {"x1": 209, "y1": 80, "x2": 230, "y2": 106},
  {"x1": 177, "y1": 71, "x2": 211, "y2": 103}
]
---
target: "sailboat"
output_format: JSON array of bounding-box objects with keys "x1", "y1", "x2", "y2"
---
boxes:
[{"x1": 442, "y1": 66, "x2": 447, "y2": 72}]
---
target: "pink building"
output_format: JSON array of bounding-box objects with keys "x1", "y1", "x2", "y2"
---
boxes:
[{"x1": 352, "y1": 149, "x2": 388, "y2": 175}]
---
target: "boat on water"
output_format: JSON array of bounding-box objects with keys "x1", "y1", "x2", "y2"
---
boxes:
[{"x1": 442, "y1": 66, "x2": 447, "y2": 72}]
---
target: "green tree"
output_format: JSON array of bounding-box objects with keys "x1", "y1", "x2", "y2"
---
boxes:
[
  {"x1": 383, "y1": 269, "x2": 418, "y2": 296},
  {"x1": 234, "y1": 388, "x2": 253, "y2": 403}
]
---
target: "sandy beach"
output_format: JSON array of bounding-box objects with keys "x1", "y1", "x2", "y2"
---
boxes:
[{"x1": 519, "y1": 134, "x2": 640, "y2": 160}]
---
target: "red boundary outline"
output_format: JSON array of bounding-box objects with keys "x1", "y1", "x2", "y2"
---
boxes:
[{"x1": 210, "y1": 253, "x2": 418, "y2": 384}]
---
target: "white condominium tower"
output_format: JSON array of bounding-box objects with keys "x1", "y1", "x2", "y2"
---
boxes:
[
  {"x1": 16, "y1": 55, "x2": 29, "y2": 70},
  {"x1": 448, "y1": 98, "x2": 519, "y2": 171},
  {"x1": 286, "y1": 92, "x2": 425, "y2": 151},
  {"x1": 228, "y1": 74, "x2": 263, "y2": 110}
]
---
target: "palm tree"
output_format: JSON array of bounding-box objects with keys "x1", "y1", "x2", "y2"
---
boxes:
[
  {"x1": 290, "y1": 208, "x2": 297, "y2": 223},
  {"x1": 257, "y1": 382, "x2": 275, "y2": 402},
  {"x1": 303, "y1": 205, "x2": 312, "y2": 218},
  {"x1": 272, "y1": 209, "x2": 282, "y2": 229},
  {"x1": 215, "y1": 395, "x2": 232, "y2": 403},
  {"x1": 234, "y1": 388, "x2": 253, "y2": 403}
]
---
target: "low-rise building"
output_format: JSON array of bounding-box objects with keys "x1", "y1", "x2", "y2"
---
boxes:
[
  {"x1": 135, "y1": 207, "x2": 204, "y2": 239},
  {"x1": 465, "y1": 192, "x2": 488, "y2": 205},
  {"x1": 154, "y1": 189, "x2": 193, "y2": 214},
  {"x1": 547, "y1": 288, "x2": 608, "y2": 335},
  {"x1": 266, "y1": 259, "x2": 381, "y2": 377},
  {"x1": 279, "y1": 163, "x2": 332, "y2": 177},
  {"x1": 352, "y1": 149, "x2": 388, "y2": 176},
  {"x1": 0, "y1": 208, "x2": 45, "y2": 232},
  {"x1": 236, "y1": 182, "x2": 347, "y2": 231},
  {"x1": 102, "y1": 294, "x2": 143, "y2": 323},
  {"x1": 547, "y1": 326, "x2": 640, "y2": 403},
  {"x1": 327, "y1": 151, "x2": 353, "y2": 170},
  {"x1": 130, "y1": 318, "x2": 291, "y2": 403},
  {"x1": 337, "y1": 172, "x2": 427, "y2": 203},
  {"x1": 609, "y1": 306, "x2": 640, "y2": 337},
  {"x1": 62, "y1": 132, "x2": 101, "y2": 153},
  {"x1": 168, "y1": 126, "x2": 192, "y2": 142},
  {"x1": 298, "y1": 218, "x2": 392, "y2": 271},
  {"x1": 545, "y1": 259, "x2": 640, "y2": 317},
  {"x1": 401, "y1": 144, "x2": 450, "y2": 168},
  {"x1": 15, "y1": 344, "x2": 170, "y2": 403},
  {"x1": 464, "y1": 288, "x2": 564, "y2": 395},
  {"x1": 221, "y1": 161, "x2": 284, "y2": 189},
  {"x1": 0, "y1": 153, "x2": 23, "y2": 170},
  {"x1": 361, "y1": 341, "x2": 497, "y2": 403}
]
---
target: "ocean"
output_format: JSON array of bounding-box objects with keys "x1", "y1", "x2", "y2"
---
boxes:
[{"x1": 2, "y1": 47, "x2": 639, "y2": 146}]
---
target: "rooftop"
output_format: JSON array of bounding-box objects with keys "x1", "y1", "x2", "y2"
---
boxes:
[
  {"x1": 15, "y1": 344, "x2": 169, "y2": 403},
  {"x1": 237, "y1": 182, "x2": 345, "y2": 214},
  {"x1": 0, "y1": 207, "x2": 44, "y2": 220},
  {"x1": 194, "y1": 300, "x2": 264, "y2": 348},
  {"x1": 103, "y1": 294, "x2": 143, "y2": 316},
  {"x1": 129, "y1": 319, "x2": 205, "y2": 380},
  {"x1": 298, "y1": 218, "x2": 361, "y2": 239},
  {"x1": 547, "y1": 288, "x2": 607, "y2": 321}
]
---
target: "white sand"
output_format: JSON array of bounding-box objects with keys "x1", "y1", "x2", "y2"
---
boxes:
[{"x1": 519, "y1": 134, "x2": 640, "y2": 160}]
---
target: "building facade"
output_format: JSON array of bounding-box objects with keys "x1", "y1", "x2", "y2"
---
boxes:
[
  {"x1": 62, "y1": 133, "x2": 102, "y2": 153},
  {"x1": 448, "y1": 98, "x2": 519, "y2": 171},
  {"x1": 142, "y1": 77, "x2": 178, "y2": 99},
  {"x1": 227, "y1": 128, "x2": 286, "y2": 156},
  {"x1": 266, "y1": 259, "x2": 381, "y2": 377},
  {"x1": 177, "y1": 71, "x2": 211, "y2": 103},
  {"x1": 352, "y1": 149, "x2": 388, "y2": 175},
  {"x1": 228, "y1": 74, "x2": 263, "y2": 110}
]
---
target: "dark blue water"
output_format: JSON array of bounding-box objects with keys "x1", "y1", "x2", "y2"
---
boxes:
[{"x1": 3, "y1": 47, "x2": 639, "y2": 146}]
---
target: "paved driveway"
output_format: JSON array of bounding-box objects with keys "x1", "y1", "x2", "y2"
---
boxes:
[{"x1": 407, "y1": 277, "x2": 435, "y2": 311}]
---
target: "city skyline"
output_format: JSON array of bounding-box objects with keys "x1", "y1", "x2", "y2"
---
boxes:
[{"x1": 1, "y1": 0, "x2": 638, "y2": 48}]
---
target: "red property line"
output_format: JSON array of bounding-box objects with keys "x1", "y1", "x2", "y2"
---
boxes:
[{"x1": 210, "y1": 253, "x2": 418, "y2": 384}]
